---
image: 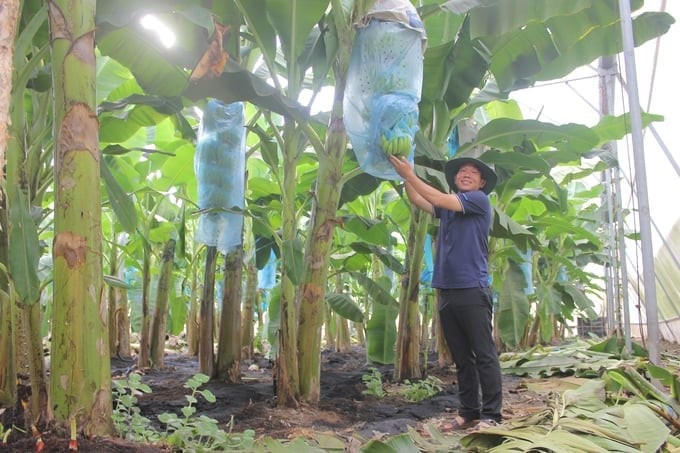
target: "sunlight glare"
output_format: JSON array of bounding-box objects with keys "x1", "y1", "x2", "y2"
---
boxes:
[
  {"x1": 140, "y1": 14, "x2": 176, "y2": 48},
  {"x1": 299, "y1": 86, "x2": 334, "y2": 115},
  {"x1": 147, "y1": 169, "x2": 162, "y2": 182}
]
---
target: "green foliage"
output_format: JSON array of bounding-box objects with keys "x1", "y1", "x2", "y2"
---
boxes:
[
  {"x1": 400, "y1": 376, "x2": 444, "y2": 402},
  {"x1": 264, "y1": 0, "x2": 329, "y2": 65},
  {"x1": 605, "y1": 365, "x2": 680, "y2": 416},
  {"x1": 496, "y1": 260, "x2": 531, "y2": 348},
  {"x1": 500, "y1": 339, "x2": 631, "y2": 378},
  {"x1": 462, "y1": 358, "x2": 680, "y2": 452},
  {"x1": 365, "y1": 291, "x2": 399, "y2": 365},
  {"x1": 100, "y1": 157, "x2": 138, "y2": 233},
  {"x1": 588, "y1": 336, "x2": 648, "y2": 359},
  {"x1": 157, "y1": 373, "x2": 255, "y2": 451},
  {"x1": 360, "y1": 433, "x2": 421, "y2": 452},
  {"x1": 362, "y1": 368, "x2": 444, "y2": 402},
  {"x1": 459, "y1": 118, "x2": 601, "y2": 156},
  {"x1": 112, "y1": 374, "x2": 161, "y2": 443},
  {"x1": 646, "y1": 363, "x2": 680, "y2": 402},
  {"x1": 112, "y1": 373, "x2": 256, "y2": 451},
  {"x1": 361, "y1": 367, "x2": 386, "y2": 398},
  {"x1": 281, "y1": 238, "x2": 305, "y2": 285},
  {"x1": 325, "y1": 293, "x2": 364, "y2": 323},
  {"x1": 486, "y1": 339, "x2": 680, "y2": 452}
]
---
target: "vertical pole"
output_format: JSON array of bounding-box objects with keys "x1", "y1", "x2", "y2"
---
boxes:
[
  {"x1": 616, "y1": 170, "x2": 633, "y2": 354},
  {"x1": 599, "y1": 55, "x2": 633, "y2": 354},
  {"x1": 599, "y1": 57, "x2": 617, "y2": 336},
  {"x1": 617, "y1": 0, "x2": 659, "y2": 364}
]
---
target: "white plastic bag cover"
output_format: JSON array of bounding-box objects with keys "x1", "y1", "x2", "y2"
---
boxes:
[
  {"x1": 343, "y1": 0, "x2": 425, "y2": 180},
  {"x1": 194, "y1": 100, "x2": 246, "y2": 253}
]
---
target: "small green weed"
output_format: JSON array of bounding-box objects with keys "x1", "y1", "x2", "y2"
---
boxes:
[
  {"x1": 0, "y1": 408, "x2": 25, "y2": 446},
  {"x1": 400, "y1": 375, "x2": 444, "y2": 402},
  {"x1": 1, "y1": 422, "x2": 12, "y2": 445},
  {"x1": 112, "y1": 373, "x2": 161, "y2": 443},
  {"x1": 159, "y1": 373, "x2": 231, "y2": 450},
  {"x1": 0, "y1": 409, "x2": 8, "y2": 445},
  {"x1": 362, "y1": 367, "x2": 386, "y2": 398},
  {"x1": 112, "y1": 372, "x2": 256, "y2": 451}
]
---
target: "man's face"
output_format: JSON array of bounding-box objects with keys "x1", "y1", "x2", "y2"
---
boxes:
[{"x1": 455, "y1": 163, "x2": 486, "y2": 192}]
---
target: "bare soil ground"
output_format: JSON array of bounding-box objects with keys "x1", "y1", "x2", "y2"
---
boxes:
[
  {"x1": 1, "y1": 346, "x2": 552, "y2": 452},
  {"x1": 6, "y1": 339, "x2": 678, "y2": 452}
]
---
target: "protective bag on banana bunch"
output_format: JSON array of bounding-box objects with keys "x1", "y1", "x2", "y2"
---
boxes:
[
  {"x1": 194, "y1": 100, "x2": 246, "y2": 254},
  {"x1": 343, "y1": 0, "x2": 426, "y2": 180}
]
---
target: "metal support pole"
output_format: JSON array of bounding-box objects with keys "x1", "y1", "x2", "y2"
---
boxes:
[
  {"x1": 615, "y1": 165, "x2": 632, "y2": 354},
  {"x1": 599, "y1": 56, "x2": 618, "y2": 336},
  {"x1": 618, "y1": 0, "x2": 660, "y2": 364}
]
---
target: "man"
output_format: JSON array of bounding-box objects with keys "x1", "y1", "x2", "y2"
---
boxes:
[{"x1": 389, "y1": 154, "x2": 502, "y2": 430}]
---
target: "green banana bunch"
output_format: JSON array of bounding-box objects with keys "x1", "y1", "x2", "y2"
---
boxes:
[{"x1": 380, "y1": 134, "x2": 411, "y2": 158}]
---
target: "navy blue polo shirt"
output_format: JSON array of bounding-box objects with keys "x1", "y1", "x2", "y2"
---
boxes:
[{"x1": 432, "y1": 190, "x2": 491, "y2": 289}]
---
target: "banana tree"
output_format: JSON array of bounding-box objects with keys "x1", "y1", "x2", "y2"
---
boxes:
[
  {"x1": 328, "y1": 207, "x2": 403, "y2": 366},
  {"x1": 93, "y1": 0, "x2": 328, "y2": 405},
  {"x1": 48, "y1": 0, "x2": 112, "y2": 435},
  {"x1": 294, "y1": 0, "x2": 366, "y2": 404},
  {"x1": 5, "y1": 1, "x2": 59, "y2": 428},
  {"x1": 0, "y1": 0, "x2": 20, "y2": 176},
  {"x1": 97, "y1": 95, "x2": 195, "y2": 368},
  {"x1": 1, "y1": 2, "x2": 51, "y2": 413},
  {"x1": 150, "y1": 238, "x2": 176, "y2": 367},
  {"x1": 394, "y1": 205, "x2": 431, "y2": 380},
  {"x1": 103, "y1": 225, "x2": 132, "y2": 358},
  {"x1": 191, "y1": 97, "x2": 248, "y2": 381},
  {"x1": 335, "y1": 179, "x2": 409, "y2": 363},
  {"x1": 241, "y1": 225, "x2": 259, "y2": 360},
  {"x1": 224, "y1": 0, "x2": 346, "y2": 405},
  {"x1": 131, "y1": 192, "x2": 190, "y2": 369}
]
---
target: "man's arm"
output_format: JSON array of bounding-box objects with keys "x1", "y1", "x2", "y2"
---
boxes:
[
  {"x1": 389, "y1": 156, "x2": 463, "y2": 212},
  {"x1": 402, "y1": 180, "x2": 433, "y2": 214}
]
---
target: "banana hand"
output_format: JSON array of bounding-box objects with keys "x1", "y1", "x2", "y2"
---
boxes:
[{"x1": 381, "y1": 134, "x2": 412, "y2": 157}]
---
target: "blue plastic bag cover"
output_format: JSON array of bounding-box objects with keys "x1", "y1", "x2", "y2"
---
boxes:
[
  {"x1": 420, "y1": 234, "x2": 434, "y2": 285},
  {"x1": 194, "y1": 100, "x2": 246, "y2": 254},
  {"x1": 517, "y1": 248, "x2": 534, "y2": 295},
  {"x1": 257, "y1": 250, "x2": 277, "y2": 290},
  {"x1": 448, "y1": 127, "x2": 460, "y2": 158},
  {"x1": 344, "y1": 1, "x2": 425, "y2": 180},
  {"x1": 366, "y1": 93, "x2": 419, "y2": 178}
]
